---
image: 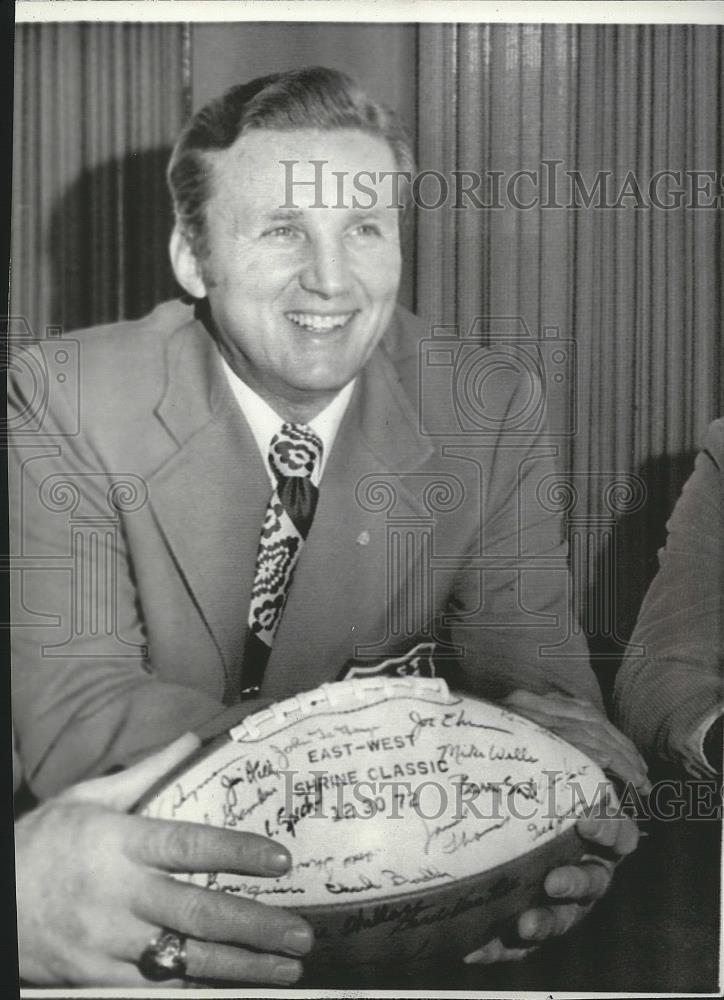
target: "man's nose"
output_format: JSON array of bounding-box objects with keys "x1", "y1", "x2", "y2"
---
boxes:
[{"x1": 299, "y1": 239, "x2": 352, "y2": 298}]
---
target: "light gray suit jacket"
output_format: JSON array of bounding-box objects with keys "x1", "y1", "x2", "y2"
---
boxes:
[{"x1": 10, "y1": 299, "x2": 599, "y2": 796}]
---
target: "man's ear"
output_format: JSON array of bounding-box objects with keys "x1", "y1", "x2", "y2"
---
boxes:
[{"x1": 169, "y1": 225, "x2": 207, "y2": 299}]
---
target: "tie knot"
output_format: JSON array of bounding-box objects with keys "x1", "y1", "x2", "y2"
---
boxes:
[{"x1": 269, "y1": 422, "x2": 323, "y2": 481}]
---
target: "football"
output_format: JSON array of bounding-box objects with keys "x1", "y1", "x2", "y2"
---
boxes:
[{"x1": 139, "y1": 676, "x2": 607, "y2": 975}]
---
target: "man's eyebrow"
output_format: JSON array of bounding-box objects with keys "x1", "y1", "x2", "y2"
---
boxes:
[
  {"x1": 263, "y1": 208, "x2": 304, "y2": 221},
  {"x1": 348, "y1": 207, "x2": 399, "y2": 220}
]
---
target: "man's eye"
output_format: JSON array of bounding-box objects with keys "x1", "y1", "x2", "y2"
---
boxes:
[
  {"x1": 351, "y1": 223, "x2": 382, "y2": 238},
  {"x1": 263, "y1": 226, "x2": 303, "y2": 239}
]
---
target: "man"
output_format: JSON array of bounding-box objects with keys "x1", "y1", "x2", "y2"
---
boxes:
[
  {"x1": 10, "y1": 66, "x2": 644, "y2": 984},
  {"x1": 615, "y1": 418, "x2": 723, "y2": 777}
]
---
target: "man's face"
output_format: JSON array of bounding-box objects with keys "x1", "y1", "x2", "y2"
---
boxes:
[{"x1": 187, "y1": 127, "x2": 402, "y2": 418}]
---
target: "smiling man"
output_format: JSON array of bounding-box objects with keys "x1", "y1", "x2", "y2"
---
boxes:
[
  {"x1": 10, "y1": 67, "x2": 645, "y2": 986},
  {"x1": 173, "y1": 127, "x2": 403, "y2": 420}
]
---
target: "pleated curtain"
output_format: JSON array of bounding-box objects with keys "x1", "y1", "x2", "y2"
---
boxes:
[
  {"x1": 10, "y1": 22, "x2": 187, "y2": 336},
  {"x1": 416, "y1": 23, "x2": 722, "y2": 677},
  {"x1": 10, "y1": 22, "x2": 722, "y2": 677}
]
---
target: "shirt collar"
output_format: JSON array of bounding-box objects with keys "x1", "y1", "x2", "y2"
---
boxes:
[{"x1": 220, "y1": 354, "x2": 355, "y2": 485}]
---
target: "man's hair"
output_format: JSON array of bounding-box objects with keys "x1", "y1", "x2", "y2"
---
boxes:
[{"x1": 168, "y1": 65, "x2": 415, "y2": 259}]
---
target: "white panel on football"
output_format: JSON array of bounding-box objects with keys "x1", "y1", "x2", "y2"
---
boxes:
[{"x1": 141, "y1": 678, "x2": 606, "y2": 909}]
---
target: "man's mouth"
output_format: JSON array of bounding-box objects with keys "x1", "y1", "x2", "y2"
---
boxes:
[{"x1": 286, "y1": 311, "x2": 357, "y2": 332}]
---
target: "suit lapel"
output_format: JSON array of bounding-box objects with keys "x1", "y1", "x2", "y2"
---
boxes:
[
  {"x1": 266, "y1": 340, "x2": 435, "y2": 696},
  {"x1": 146, "y1": 307, "x2": 435, "y2": 702},
  {"x1": 148, "y1": 318, "x2": 269, "y2": 693}
]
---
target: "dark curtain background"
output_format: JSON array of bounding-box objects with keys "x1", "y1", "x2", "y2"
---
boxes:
[
  {"x1": 11, "y1": 20, "x2": 722, "y2": 695},
  {"x1": 11, "y1": 22, "x2": 187, "y2": 332},
  {"x1": 416, "y1": 25, "x2": 723, "y2": 687}
]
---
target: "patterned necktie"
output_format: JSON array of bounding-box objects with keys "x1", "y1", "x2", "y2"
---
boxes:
[{"x1": 240, "y1": 423, "x2": 324, "y2": 699}]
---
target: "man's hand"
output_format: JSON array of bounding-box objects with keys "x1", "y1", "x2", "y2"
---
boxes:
[
  {"x1": 464, "y1": 783, "x2": 639, "y2": 963},
  {"x1": 465, "y1": 691, "x2": 650, "y2": 964},
  {"x1": 16, "y1": 735, "x2": 314, "y2": 987},
  {"x1": 501, "y1": 689, "x2": 651, "y2": 792},
  {"x1": 463, "y1": 689, "x2": 646, "y2": 965}
]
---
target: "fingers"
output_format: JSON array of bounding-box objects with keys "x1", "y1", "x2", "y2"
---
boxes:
[
  {"x1": 576, "y1": 812, "x2": 639, "y2": 858},
  {"x1": 548, "y1": 715, "x2": 645, "y2": 786},
  {"x1": 112, "y1": 942, "x2": 304, "y2": 987},
  {"x1": 502, "y1": 690, "x2": 649, "y2": 791},
  {"x1": 467, "y1": 816, "x2": 638, "y2": 967},
  {"x1": 135, "y1": 874, "x2": 314, "y2": 958},
  {"x1": 517, "y1": 902, "x2": 587, "y2": 941},
  {"x1": 184, "y1": 939, "x2": 303, "y2": 985},
  {"x1": 464, "y1": 938, "x2": 534, "y2": 964},
  {"x1": 463, "y1": 899, "x2": 589, "y2": 964},
  {"x1": 26, "y1": 907, "x2": 192, "y2": 988},
  {"x1": 57, "y1": 958, "x2": 175, "y2": 988},
  {"x1": 569, "y1": 729, "x2": 648, "y2": 792},
  {"x1": 63, "y1": 734, "x2": 202, "y2": 811},
  {"x1": 544, "y1": 861, "x2": 612, "y2": 901},
  {"x1": 81, "y1": 949, "x2": 302, "y2": 988},
  {"x1": 70, "y1": 901, "x2": 307, "y2": 987},
  {"x1": 126, "y1": 816, "x2": 292, "y2": 875}
]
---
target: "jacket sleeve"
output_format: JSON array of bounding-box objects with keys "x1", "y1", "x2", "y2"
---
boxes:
[
  {"x1": 9, "y1": 346, "x2": 226, "y2": 798},
  {"x1": 613, "y1": 420, "x2": 724, "y2": 772},
  {"x1": 447, "y1": 372, "x2": 602, "y2": 708}
]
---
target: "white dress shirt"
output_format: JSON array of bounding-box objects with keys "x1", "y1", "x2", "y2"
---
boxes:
[{"x1": 220, "y1": 355, "x2": 355, "y2": 486}]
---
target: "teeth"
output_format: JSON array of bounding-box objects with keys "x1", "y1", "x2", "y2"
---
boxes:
[{"x1": 287, "y1": 312, "x2": 354, "y2": 332}]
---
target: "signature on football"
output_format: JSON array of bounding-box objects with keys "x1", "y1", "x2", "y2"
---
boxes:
[
  {"x1": 324, "y1": 867, "x2": 452, "y2": 895},
  {"x1": 406, "y1": 707, "x2": 514, "y2": 746}
]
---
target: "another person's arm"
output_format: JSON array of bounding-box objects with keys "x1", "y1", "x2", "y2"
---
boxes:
[{"x1": 614, "y1": 419, "x2": 724, "y2": 777}]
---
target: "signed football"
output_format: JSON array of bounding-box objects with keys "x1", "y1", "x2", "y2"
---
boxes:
[{"x1": 140, "y1": 677, "x2": 607, "y2": 975}]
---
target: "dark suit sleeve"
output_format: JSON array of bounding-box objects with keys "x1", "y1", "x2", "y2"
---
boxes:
[
  {"x1": 9, "y1": 347, "x2": 226, "y2": 798},
  {"x1": 614, "y1": 420, "x2": 724, "y2": 774},
  {"x1": 446, "y1": 372, "x2": 602, "y2": 707}
]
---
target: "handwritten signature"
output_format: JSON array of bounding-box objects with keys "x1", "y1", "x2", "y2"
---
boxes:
[
  {"x1": 527, "y1": 804, "x2": 580, "y2": 841},
  {"x1": 488, "y1": 743, "x2": 540, "y2": 764},
  {"x1": 170, "y1": 752, "x2": 249, "y2": 817},
  {"x1": 291, "y1": 854, "x2": 335, "y2": 881},
  {"x1": 436, "y1": 741, "x2": 487, "y2": 765},
  {"x1": 205, "y1": 873, "x2": 306, "y2": 898},
  {"x1": 307, "y1": 723, "x2": 380, "y2": 740},
  {"x1": 381, "y1": 866, "x2": 453, "y2": 887},
  {"x1": 325, "y1": 874, "x2": 382, "y2": 895},
  {"x1": 268, "y1": 735, "x2": 311, "y2": 769},
  {"x1": 343, "y1": 849, "x2": 377, "y2": 867},
  {"x1": 442, "y1": 709, "x2": 513, "y2": 735},
  {"x1": 420, "y1": 813, "x2": 465, "y2": 855},
  {"x1": 407, "y1": 710, "x2": 437, "y2": 745},
  {"x1": 448, "y1": 771, "x2": 540, "y2": 804},
  {"x1": 264, "y1": 790, "x2": 321, "y2": 839},
  {"x1": 220, "y1": 778, "x2": 276, "y2": 828},
  {"x1": 442, "y1": 816, "x2": 510, "y2": 854}
]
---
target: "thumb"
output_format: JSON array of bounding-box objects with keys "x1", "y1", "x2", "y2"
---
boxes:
[{"x1": 61, "y1": 733, "x2": 201, "y2": 811}]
